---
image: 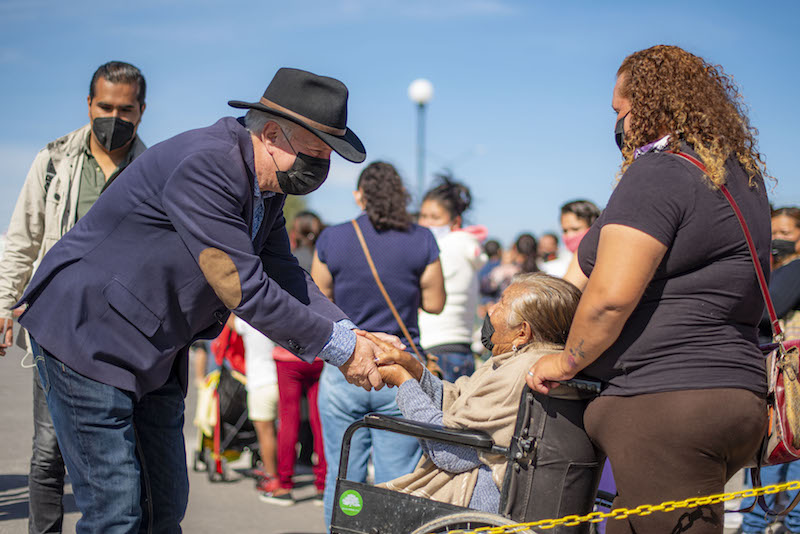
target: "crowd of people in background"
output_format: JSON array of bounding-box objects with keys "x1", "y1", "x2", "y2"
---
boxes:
[
  {"x1": 4, "y1": 45, "x2": 799, "y2": 534},
  {"x1": 186, "y1": 151, "x2": 800, "y2": 534},
  {"x1": 188, "y1": 175, "x2": 800, "y2": 533}
]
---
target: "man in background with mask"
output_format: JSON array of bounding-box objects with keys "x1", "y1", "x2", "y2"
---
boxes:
[
  {"x1": 14, "y1": 67, "x2": 395, "y2": 532},
  {"x1": 0, "y1": 60, "x2": 146, "y2": 534}
]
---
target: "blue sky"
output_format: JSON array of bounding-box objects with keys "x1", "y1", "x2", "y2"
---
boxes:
[{"x1": 1, "y1": 0, "x2": 797, "y2": 246}]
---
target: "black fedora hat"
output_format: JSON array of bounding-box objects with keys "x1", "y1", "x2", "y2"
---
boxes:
[{"x1": 229, "y1": 68, "x2": 366, "y2": 163}]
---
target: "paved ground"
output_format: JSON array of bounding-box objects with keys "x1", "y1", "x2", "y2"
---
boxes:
[
  {"x1": 0, "y1": 323, "x2": 761, "y2": 533},
  {"x1": 0, "y1": 325, "x2": 326, "y2": 534}
]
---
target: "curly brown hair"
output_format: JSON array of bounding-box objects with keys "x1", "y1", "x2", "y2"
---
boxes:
[
  {"x1": 357, "y1": 161, "x2": 412, "y2": 231},
  {"x1": 617, "y1": 45, "x2": 770, "y2": 188}
]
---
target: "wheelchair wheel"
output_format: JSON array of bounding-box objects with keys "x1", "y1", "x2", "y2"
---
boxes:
[{"x1": 409, "y1": 511, "x2": 535, "y2": 534}]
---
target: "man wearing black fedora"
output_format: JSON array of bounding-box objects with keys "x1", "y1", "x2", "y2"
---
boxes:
[{"x1": 15, "y1": 67, "x2": 391, "y2": 532}]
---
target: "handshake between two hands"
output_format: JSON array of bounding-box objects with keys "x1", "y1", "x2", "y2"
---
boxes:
[{"x1": 339, "y1": 330, "x2": 424, "y2": 391}]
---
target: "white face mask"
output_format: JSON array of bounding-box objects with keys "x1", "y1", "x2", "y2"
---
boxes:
[{"x1": 427, "y1": 224, "x2": 451, "y2": 241}]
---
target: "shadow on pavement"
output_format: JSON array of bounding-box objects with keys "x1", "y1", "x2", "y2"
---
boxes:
[
  {"x1": 0, "y1": 474, "x2": 80, "y2": 523},
  {"x1": 0, "y1": 475, "x2": 27, "y2": 492}
]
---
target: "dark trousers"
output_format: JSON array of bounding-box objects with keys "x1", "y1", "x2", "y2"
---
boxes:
[
  {"x1": 29, "y1": 369, "x2": 66, "y2": 534},
  {"x1": 505, "y1": 393, "x2": 604, "y2": 534},
  {"x1": 585, "y1": 388, "x2": 767, "y2": 534}
]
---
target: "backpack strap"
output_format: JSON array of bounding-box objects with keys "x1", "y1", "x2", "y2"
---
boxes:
[{"x1": 44, "y1": 158, "x2": 56, "y2": 197}]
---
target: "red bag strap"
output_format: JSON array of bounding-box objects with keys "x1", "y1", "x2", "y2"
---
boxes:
[{"x1": 666, "y1": 150, "x2": 783, "y2": 340}]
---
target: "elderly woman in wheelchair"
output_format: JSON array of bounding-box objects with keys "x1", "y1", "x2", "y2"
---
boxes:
[{"x1": 330, "y1": 273, "x2": 606, "y2": 534}]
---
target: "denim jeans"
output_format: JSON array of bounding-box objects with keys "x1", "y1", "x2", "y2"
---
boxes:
[
  {"x1": 318, "y1": 364, "x2": 423, "y2": 530},
  {"x1": 31, "y1": 338, "x2": 189, "y2": 534},
  {"x1": 741, "y1": 463, "x2": 800, "y2": 533},
  {"x1": 430, "y1": 351, "x2": 475, "y2": 383},
  {"x1": 29, "y1": 368, "x2": 66, "y2": 534}
]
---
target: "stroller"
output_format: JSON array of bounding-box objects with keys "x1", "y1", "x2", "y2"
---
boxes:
[{"x1": 192, "y1": 326, "x2": 260, "y2": 481}]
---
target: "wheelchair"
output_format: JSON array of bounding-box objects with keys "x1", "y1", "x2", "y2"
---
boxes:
[{"x1": 329, "y1": 379, "x2": 613, "y2": 534}]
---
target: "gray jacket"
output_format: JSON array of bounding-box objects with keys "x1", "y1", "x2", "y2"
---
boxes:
[{"x1": 0, "y1": 123, "x2": 146, "y2": 320}]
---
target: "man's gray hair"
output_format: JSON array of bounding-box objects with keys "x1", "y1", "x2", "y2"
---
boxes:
[
  {"x1": 505, "y1": 272, "x2": 582, "y2": 345},
  {"x1": 244, "y1": 109, "x2": 296, "y2": 138}
]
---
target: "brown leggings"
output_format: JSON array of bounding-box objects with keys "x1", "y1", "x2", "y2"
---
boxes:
[{"x1": 584, "y1": 388, "x2": 766, "y2": 534}]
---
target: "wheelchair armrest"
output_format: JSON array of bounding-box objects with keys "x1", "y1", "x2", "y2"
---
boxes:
[{"x1": 363, "y1": 413, "x2": 495, "y2": 451}]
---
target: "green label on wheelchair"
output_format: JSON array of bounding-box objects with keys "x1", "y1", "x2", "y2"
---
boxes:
[{"x1": 339, "y1": 490, "x2": 364, "y2": 516}]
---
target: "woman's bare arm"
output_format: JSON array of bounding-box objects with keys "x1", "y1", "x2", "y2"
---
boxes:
[
  {"x1": 564, "y1": 252, "x2": 589, "y2": 290},
  {"x1": 310, "y1": 250, "x2": 335, "y2": 301},
  {"x1": 420, "y1": 259, "x2": 446, "y2": 314},
  {"x1": 527, "y1": 224, "x2": 667, "y2": 393}
]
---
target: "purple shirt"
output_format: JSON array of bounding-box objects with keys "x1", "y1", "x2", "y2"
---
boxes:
[{"x1": 315, "y1": 214, "x2": 439, "y2": 345}]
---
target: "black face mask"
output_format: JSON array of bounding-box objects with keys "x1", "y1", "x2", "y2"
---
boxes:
[
  {"x1": 772, "y1": 239, "x2": 796, "y2": 261},
  {"x1": 614, "y1": 111, "x2": 630, "y2": 152},
  {"x1": 480, "y1": 314, "x2": 495, "y2": 351},
  {"x1": 271, "y1": 128, "x2": 330, "y2": 195},
  {"x1": 92, "y1": 116, "x2": 135, "y2": 152},
  {"x1": 276, "y1": 152, "x2": 330, "y2": 195}
]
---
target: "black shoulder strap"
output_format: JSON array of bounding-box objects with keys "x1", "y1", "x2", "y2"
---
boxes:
[{"x1": 44, "y1": 158, "x2": 56, "y2": 196}]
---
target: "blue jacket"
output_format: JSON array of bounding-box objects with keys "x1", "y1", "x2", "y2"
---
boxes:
[{"x1": 18, "y1": 117, "x2": 347, "y2": 398}]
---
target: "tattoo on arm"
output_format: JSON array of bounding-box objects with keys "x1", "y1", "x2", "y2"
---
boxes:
[{"x1": 566, "y1": 339, "x2": 587, "y2": 369}]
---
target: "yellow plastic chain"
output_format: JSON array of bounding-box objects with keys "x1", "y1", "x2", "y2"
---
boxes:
[{"x1": 439, "y1": 480, "x2": 800, "y2": 533}]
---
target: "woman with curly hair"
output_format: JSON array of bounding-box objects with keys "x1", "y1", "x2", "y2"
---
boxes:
[
  {"x1": 311, "y1": 161, "x2": 445, "y2": 527},
  {"x1": 528, "y1": 45, "x2": 771, "y2": 533}
]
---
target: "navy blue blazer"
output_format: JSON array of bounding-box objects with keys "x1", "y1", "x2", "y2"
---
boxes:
[{"x1": 19, "y1": 117, "x2": 347, "y2": 398}]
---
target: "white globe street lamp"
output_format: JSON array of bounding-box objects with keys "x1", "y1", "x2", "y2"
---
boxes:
[
  {"x1": 408, "y1": 79, "x2": 434, "y2": 204},
  {"x1": 408, "y1": 78, "x2": 434, "y2": 105}
]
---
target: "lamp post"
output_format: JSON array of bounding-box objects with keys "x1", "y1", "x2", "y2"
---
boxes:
[{"x1": 408, "y1": 78, "x2": 434, "y2": 204}]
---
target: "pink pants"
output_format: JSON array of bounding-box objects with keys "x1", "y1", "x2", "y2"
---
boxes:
[{"x1": 275, "y1": 359, "x2": 326, "y2": 491}]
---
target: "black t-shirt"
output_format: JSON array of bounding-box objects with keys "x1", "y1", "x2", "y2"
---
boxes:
[{"x1": 578, "y1": 147, "x2": 770, "y2": 396}]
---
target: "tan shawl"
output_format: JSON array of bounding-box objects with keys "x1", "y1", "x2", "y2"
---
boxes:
[{"x1": 381, "y1": 342, "x2": 562, "y2": 507}]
